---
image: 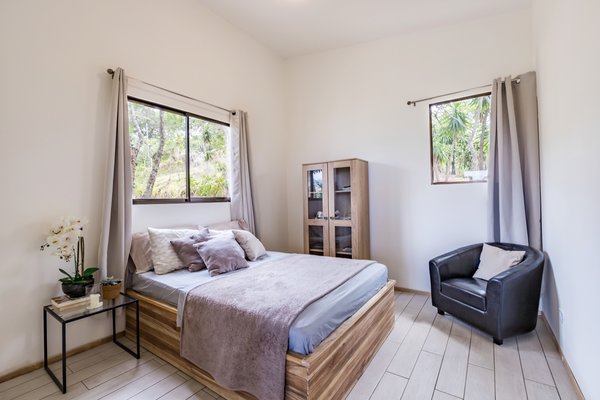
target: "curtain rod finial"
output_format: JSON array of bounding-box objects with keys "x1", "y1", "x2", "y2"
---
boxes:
[
  {"x1": 407, "y1": 101, "x2": 416, "y2": 107},
  {"x1": 106, "y1": 68, "x2": 115, "y2": 75}
]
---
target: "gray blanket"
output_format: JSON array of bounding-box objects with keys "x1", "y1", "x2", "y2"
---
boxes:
[{"x1": 180, "y1": 253, "x2": 374, "y2": 400}]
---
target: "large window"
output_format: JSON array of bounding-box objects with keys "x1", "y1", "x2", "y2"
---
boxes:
[
  {"x1": 128, "y1": 98, "x2": 229, "y2": 203},
  {"x1": 429, "y1": 93, "x2": 491, "y2": 184}
]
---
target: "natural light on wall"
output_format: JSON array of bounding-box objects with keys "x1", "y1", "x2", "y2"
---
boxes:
[{"x1": 429, "y1": 93, "x2": 491, "y2": 184}]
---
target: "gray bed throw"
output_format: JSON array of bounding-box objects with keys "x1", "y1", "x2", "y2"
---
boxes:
[{"x1": 180, "y1": 254, "x2": 374, "y2": 400}]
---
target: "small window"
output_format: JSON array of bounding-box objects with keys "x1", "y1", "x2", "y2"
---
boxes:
[
  {"x1": 429, "y1": 93, "x2": 491, "y2": 184},
  {"x1": 128, "y1": 98, "x2": 229, "y2": 203}
]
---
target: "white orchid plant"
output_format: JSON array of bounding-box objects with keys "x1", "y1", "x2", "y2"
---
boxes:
[{"x1": 40, "y1": 217, "x2": 98, "y2": 284}]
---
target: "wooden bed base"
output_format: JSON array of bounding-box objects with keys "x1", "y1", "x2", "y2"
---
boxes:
[{"x1": 125, "y1": 280, "x2": 395, "y2": 400}]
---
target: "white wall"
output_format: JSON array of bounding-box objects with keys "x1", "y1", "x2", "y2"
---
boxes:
[
  {"x1": 0, "y1": 0, "x2": 286, "y2": 376},
  {"x1": 285, "y1": 11, "x2": 534, "y2": 291},
  {"x1": 533, "y1": 0, "x2": 600, "y2": 398}
]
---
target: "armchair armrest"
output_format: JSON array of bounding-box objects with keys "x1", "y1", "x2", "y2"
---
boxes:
[
  {"x1": 486, "y1": 248, "x2": 545, "y2": 333},
  {"x1": 429, "y1": 243, "x2": 483, "y2": 282}
]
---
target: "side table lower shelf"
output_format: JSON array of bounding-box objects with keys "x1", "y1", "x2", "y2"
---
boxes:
[{"x1": 43, "y1": 293, "x2": 140, "y2": 394}]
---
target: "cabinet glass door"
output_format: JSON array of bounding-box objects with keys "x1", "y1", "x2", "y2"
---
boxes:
[
  {"x1": 305, "y1": 166, "x2": 327, "y2": 220},
  {"x1": 331, "y1": 164, "x2": 352, "y2": 221},
  {"x1": 304, "y1": 164, "x2": 329, "y2": 256},
  {"x1": 333, "y1": 226, "x2": 353, "y2": 258},
  {"x1": 308, "y1": 225, "x2": 326, "y2": 256}
]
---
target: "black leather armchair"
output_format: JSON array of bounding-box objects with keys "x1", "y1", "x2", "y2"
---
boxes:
[{"x1": 429, "y1": 243, "x2": 544, "y2": 345}]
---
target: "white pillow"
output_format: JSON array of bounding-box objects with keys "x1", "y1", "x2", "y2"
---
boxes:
[
  {"x1": 232, "y1": 230, "x2": 266, "y2": 261},
  {"x1": 200, "y1": 219, "x2": 249, "y2": 231},
  {"x1": 147, "y1": 228, "x2": 200, "y2": 275},
  {"x1": 473, "y1": 244, "x2": 526, "y2": 280}
]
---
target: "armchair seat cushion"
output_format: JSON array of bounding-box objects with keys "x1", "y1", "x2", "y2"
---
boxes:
[{"x1": 441, "y1": 278, "x2": 488, "y2": 311}]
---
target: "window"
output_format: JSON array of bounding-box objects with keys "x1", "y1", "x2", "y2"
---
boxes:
[
  {"x1": 128, "y1": 98, "x2": 229, "y2": 203},
  {"x1": 429, "y1": 93, "x2": 491, "y2": 184}
]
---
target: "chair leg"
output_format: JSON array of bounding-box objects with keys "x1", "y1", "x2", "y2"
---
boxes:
[
  {"x1": 437, "y1": 309, "x2": 445, "y2": 315},
  {"x1": 493, "y1": 337, "x2": 503, "y2": 345}
]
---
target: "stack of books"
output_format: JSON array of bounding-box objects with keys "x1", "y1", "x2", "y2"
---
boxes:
[{"x1": 51, "y1": 295, "x2": 90, "y2": 311}]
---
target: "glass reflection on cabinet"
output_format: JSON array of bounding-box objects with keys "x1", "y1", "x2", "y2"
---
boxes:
[
  {"x1": 333, "y1": 166, "x2": 352, "y2": 220},
  {"x1": 334, "y1": 226, "x2": 352, "y2": 258},
  {"x1": 307, "y1": 169, "x2": 325, "y2": 219},
  {"x1": 308, "y1": 225, "x2": 325, "y2": 255}
]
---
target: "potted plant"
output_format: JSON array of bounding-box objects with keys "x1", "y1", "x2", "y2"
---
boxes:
[
  {"x1": 101, "y1": 276, "x2": 122, "y2": 300},
  {"x1": 41, "y1": 217, "x2": 99, "y2": 298}
]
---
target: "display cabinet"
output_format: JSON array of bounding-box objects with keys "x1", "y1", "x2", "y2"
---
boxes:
[{"x1": 303, "y1": 159, "x2": 370, "y2": 259}]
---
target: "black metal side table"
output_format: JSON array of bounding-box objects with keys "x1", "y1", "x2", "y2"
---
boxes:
[{"x1": 43, "y1": 293, "x2": 140, "y2": 393}]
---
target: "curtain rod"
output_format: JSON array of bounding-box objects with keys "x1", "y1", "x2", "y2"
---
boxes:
[
  {"x1": 406, "y1": 77, "x2": 521, "y2": 107},
  {"x1": 106, "y1": 69, "x2": 235, "y2": 115}
]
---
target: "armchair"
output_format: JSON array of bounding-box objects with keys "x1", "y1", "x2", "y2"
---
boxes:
[{"x1": 429, "y1": 243, "x2": 545, "y2": 345}]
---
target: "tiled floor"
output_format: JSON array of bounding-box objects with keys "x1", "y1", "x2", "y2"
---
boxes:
[
  {"x1": 0, "y1": 292, "x2": 583, "y2": 399},
  {"x1": 345, "y1": 291, "x2": 583, "y2": 400}
]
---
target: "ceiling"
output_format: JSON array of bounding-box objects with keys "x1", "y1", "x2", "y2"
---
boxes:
[{"x1": 199, "y1": 0, "x2": 531, "y2": 58}]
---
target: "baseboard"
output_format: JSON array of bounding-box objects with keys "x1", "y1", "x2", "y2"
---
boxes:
[
  {"x1": 539, "y1": 314, "x2": 586, "y2": 399},
  {"x1": 394, "y1": 285, "x2": 431, "y2": 296},
  {"x1": 0, "y1": 332, "x2": 124, "y2": 384}
]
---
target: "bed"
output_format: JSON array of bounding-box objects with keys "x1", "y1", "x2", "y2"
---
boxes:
[{"x1": 124, "y1": 251, "x2": 395, "y2": 399}]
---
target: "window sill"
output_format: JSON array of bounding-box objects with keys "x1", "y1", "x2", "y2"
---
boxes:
[{"x1": 133, "y1": 198, "x2": 231, "y2": 205}]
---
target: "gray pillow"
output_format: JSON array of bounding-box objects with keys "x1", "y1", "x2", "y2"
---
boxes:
[
  {"x1": 233, "y1": 229, "x2": 266, "y2": 261},
  {"x1": 170, "y1": 228, "x2": 211, "y2": 272},
  {"x1": 130, "y1": 231, "x2": 153, "y2": 273},
  {"x1": 196, "y1": 233, "x2": 249, "y2": 277}
]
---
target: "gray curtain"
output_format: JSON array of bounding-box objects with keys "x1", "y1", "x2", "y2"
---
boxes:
[
  {"x1": 98, "y1": 68, "x2": 132, "y2": 279},
  {"x1": 229, "y1": 110, "x2": 256, "y2": 234},
  {"x1": 487, "y1": 71, "x2": 542, "y2": 249}
]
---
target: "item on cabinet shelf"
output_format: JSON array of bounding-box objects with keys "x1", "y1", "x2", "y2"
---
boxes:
[
  {"x1": 316, "y1": 211, "x2": 324, "y2": 219},
  {"x1": 51, "y1": 295, "x2": 90, "y2": 310},
  {"x1": 101, "y1": 276, "x2": 122, "y2": 300},
  {"x1": 87, "y1": 294, "x2": 103, "y2": 310}
]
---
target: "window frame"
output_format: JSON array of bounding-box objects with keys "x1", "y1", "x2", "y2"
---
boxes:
[
  {"x1": 128, "y1": 96, "x2": 231, "y2": 205},
  {"x1": 428, "y1": 91, "x2": 492, "y2": 185}
]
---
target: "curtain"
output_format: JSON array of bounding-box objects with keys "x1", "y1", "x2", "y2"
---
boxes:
[
  {"x1": 98, "y1": 67, "x2": 132, "y2": 279},
  {"x1": 487, "y1": 71, "x2": 542, "y2": 249},
  {"x1": 229, "y1": 110, "x2": 256, "y2": 235}
]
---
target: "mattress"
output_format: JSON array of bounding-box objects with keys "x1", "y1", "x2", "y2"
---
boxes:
[{"x1": 131, "y1": 251, "x2": 388, "y2": 355}]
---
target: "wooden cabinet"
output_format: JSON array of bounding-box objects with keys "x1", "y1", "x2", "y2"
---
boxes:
[{"x1": 303, "y1": 159, "x2": 370, "y2": 259}]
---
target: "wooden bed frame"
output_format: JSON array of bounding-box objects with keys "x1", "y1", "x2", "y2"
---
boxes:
[{"x1": 124, "y1": 280, "x2": 395, "y2": 400}]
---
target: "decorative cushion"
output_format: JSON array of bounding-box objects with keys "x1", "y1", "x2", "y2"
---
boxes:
[
  {"x1": 473, "y1": 244, "x2": 526, "y2": 280},
  {"x1": 441, "y1": 278, "x2": 488, "y2": 311},
  {"x1": 196, "y1": 232, "x2": 249, "y2": 277},
  {"x1": 233, "y1": 230, "x2": 266, "y2": 261},
  {"x1": 170, "y1": 228, "x2": 211, "y2": 272},
  {"x1": 148, "y1": 228, "x2": 200, "y2": 275},
  {"x1": 130, "y1": 231, "x2": 153, "y2": 273}
]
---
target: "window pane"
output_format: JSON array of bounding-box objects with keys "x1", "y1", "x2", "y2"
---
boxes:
[
  {"x1": 189, "y1": 117, "x2": 229, "y2": 198},
  {"x1": 128, "y1": 101, "x2": 186, "y2": 199},
  {"x1": 430, "y1": 94, "x2": 491, "y2": 183}
]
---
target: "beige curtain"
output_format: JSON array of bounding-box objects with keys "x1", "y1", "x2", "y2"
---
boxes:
[
  {"x1": 229, "y1": 110, "x2": 256, "y2": 234},
  {"x1": 98, "y1": 68, "x2": 132, "y2": 279},
  {"x1": 487, "y1": 71, "x2": 542, "y2": 249}
]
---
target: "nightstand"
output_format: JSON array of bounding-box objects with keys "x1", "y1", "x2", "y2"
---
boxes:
[{"x1": 43, "y1": 293, "x2": 140, "y2": 393}]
